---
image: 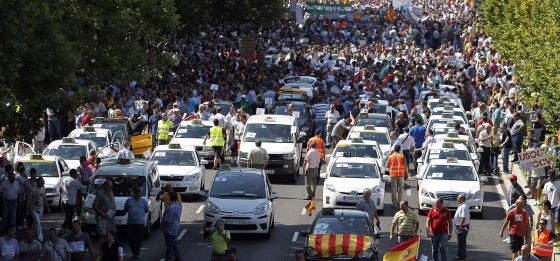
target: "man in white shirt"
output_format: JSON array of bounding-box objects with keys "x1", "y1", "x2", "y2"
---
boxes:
[
  {"x1": 325, "y1": 105, "x2": 340, "y2": 147},
  {"x1": 543, "y1": 170, "x2": 560, "y2": 222},
  {"x1": 33, "y1": 120, "x2": 46, "y2": 153},
  {"x1": 398, "y1": 128, "x2": 415, "y2": 167},
  {"x1": 478, "y1": 124, "x2": 492, "y2": 175},
  {"x1": 454, "y1": 194, "x2": 470, "y2": 260},
  {"x1": 209, "y1": 107, "x2": 226, "y2": 128},
  {"x1": 116, "y1": 141, "x2": 135, "y2": 159}
]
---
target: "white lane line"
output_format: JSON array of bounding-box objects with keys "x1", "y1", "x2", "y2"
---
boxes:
[
  {"x1": 176, "y1": 229, "x2": 187, "y2": 241},
  {"x1": 493, "y1": 177, "x2": 509, "y2": 210},
  {"x1": 301, "y1": 207, "x2": 307, "y2": 216},
  {"x1": 196, "y1": 205, "x2": 205, "y2": 214},
  {"x1": 292, "y1": 232, "x2": 299, "y2": 242}
]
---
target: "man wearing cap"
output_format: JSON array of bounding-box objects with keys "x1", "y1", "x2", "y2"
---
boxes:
[
  {"x1": 157, "y1": 113, "x2": 173, "y2": 145},
  {"x1": 531, "y1": 218, "x2": 556, "y2": 260},
  {"x1": 247, "y1": 140, "x2": 268, "y2": 170},
  {"x1": 509, "y1": 174, "x2": 527, "y2": 206},
  {"x1": 203, "y1": 119, "x2": 225, "y2": 170}
]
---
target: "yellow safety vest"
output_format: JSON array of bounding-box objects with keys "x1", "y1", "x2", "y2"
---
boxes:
[
  {"x1": 157, "y1": 120, "x2": 172, "y2": 141},
  {"x1": 209, "y1": 126, "x2": 224, "y2": 146}
]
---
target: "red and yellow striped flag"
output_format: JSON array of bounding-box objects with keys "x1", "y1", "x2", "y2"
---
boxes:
[
  {"x1": 343, "y1": 0, "x2": 350, "y2": 4},
  {"x1": 385, "y1": 7, "x2": 395, "y2": 23},
  {"x1": 383, "y1": 235, "x2": 420, "y2": 261},
  {"x1": 307, "y1": 234, "x2": 371, "y2": 258},
  {"x1": 305, "y1": 199, "x2": 316, "y2": 216}
]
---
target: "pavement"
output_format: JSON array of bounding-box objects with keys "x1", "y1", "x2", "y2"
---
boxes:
[{"x1": 34, "y1": 150, "x2": 519, "y2": 260}]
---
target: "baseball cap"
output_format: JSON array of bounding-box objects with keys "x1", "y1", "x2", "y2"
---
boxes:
[{"x1": 509, "y1": 174, "x2": 517, "y2": 181}]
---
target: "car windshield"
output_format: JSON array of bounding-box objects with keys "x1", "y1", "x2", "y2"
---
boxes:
[
  {"x1": 175, "y1": 125, "x2": 211, "y2": 139},
  {"x1": 351, "y1": 132, "x2": 389, "y2": 144},
  {"x1": 210, "y1": 173, "x2": 266, "y2": 199},
  {"x1": 90, "y1": 175, "x2": 146, "y2": 197},
  {"x1": 96, "y1": 122, "x2": 129, "y2": 137},
  {"x1": 333, "y1": 145, "x2": 379, "y2": 158},
  {"x1": 243, "y1": 124, "x2": 293, "y2": 143},
  {"x1": 428, "y1": 119, "x2": 465, "y2": 130},
  {"x1": 427, "y1": 149, "x2": 470, "y2": 162},
  {"x1": 70, "y1": 133, "x2": 107, "y2": 147},
  {"x1": 44, "y1": 145, "x2": 86, "y2": 160},
  {"x1": 425, "y1": 165, "x2": 476, "y2": 181},
  {"x1": 312, "y1": 216, "x2": 370, "y2": 235},
  {"x1": 274, "y1": 105, "x2": 309, "y2": 118},
  {"x1": 330, "y1": 163, "x2": 378, "y2": 178},
  {"x1": 23, "y1": 162, "x2": 59, "y2": 177},
  {"x1": 355, "y1": 118, "x2": 391, "y2": 129},
  {"x1": 151, "y1": 150, "x2": 196, "y2": 166}
]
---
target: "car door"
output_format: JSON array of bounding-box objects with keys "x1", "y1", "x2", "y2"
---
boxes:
[{"x1": 14, "y1": 141, "x2": 36, "y2": 162}]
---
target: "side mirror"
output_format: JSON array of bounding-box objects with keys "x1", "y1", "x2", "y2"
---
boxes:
[
  {"x1": 62, "y1": 172, "x2": 69, "y2": 177},
  {"x1": 320, "y1": 173, "x2": 327, "y2": 179},
  {"x1": 299, "y1": 131, "x2": 307, "y2": 137},
  {"x1": 476, "y1": 148, "x2": 483, "y2": 153},
  {"x1": 199, "y1": 190, "x2": 209, "y2": 198},
  {"x1": 299, "y1": 231, "x2": 310, "y2": 237},
  {"x1": 200, "y1": 160, "x2": 209, "y2": 165},
  {"x1": 297, "y1": 136, "x2": 306, "y2": 143},
  {"x1": 382, "y1": 175, "x2": 389, "y2": 182},
  {"x1": 149, "y1": 188, "x2": 161, "y2": 197},
  {"x1": 168, "y1": 131, "x2": 175, "y2": 138},
  {"x1": 271, "y1": 192, "x2": 279, "y2": 200}
]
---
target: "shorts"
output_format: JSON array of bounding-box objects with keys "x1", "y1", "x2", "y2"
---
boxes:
[
  {"x1": 509, "y1": 234, "x2": 524, "y2": 252},
  {"x1": 212, "y1": 146, "x2": 223, "y2": 158},
  {"x1": 96, "y1": 217, "x2": 115, "y2": 236},
  {"x1": 530, "y1": 176, "x2": 545, "y2": 190}
]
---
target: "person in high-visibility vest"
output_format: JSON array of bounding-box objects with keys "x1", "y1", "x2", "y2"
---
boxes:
[
  {"x1": 532, "y1": 218, "x2": 556, "y2": 260},
  {"x1": 203, "y1": 119, "x2": 224, "y2": 169},
  {"x1": 307, "y1": 130, "x2": 325, "y2": 183},
  {"x1": 157, "y1": 113, "x2": 173, "y2": 145},
  {"x1": 387, "y1": 145, "x2": 407, "y2": 209}
]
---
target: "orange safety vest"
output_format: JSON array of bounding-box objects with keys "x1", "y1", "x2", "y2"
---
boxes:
[
  {"x1": 532, "y1": 229, "x2": 553, "y2": 257},
  {"x1": 307, "y1": 137, "x2": 325, "y2": 159},
  {"x1": 387, "y1": 153, "x2": 406, "y2": 177}
]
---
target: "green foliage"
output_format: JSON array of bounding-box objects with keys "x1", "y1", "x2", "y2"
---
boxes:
[
  {"x1": 481, "y1": 0, "x2": 560, "y2": 130},
  {"x1": 0, "y1": 0, "x2": 179, "y2": 142}
]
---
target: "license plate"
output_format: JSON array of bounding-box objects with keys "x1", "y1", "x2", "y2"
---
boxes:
[
  {"x1": 265, "y1": 170, "x2": 274, "y2": 174},
  {"x1": 226, "y1": 219, "x2": 249, "y2": 225},
  {"x1": 342, "y1": 196, "x2": 362, "y2": 201},
  {"x1": 444, "y1": 201, "x2": 458, "y2": 208}
]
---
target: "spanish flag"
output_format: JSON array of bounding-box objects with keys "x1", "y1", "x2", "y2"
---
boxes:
[
  {"x1": 305, "y1": 199, "x2": 316, "y2": 216},
  {"x1": 383, "y1": 235, "x2": 420, "y2": 261},
  {"x1": 307, "y1": 234, "x2": 371, "y2": 257}
]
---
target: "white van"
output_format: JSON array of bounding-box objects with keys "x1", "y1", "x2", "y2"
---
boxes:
[
  {"x1": 237, "y1": 115, "x2": 306, "y2": 183},
  {"x1": 81, "y1": 158, "x2": 162, "y2": 237}
]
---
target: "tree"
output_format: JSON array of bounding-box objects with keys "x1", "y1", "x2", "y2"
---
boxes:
[{"x1": 0, "y1": 0, "x2": 179, "y2": 142}]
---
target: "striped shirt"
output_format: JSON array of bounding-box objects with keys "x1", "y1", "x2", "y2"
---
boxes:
[
  {"x1": 392, "y1": 210, "x2": 418, "y2": 236},
  {"x1": 312, "y1": 102, "x2": 329, "y2": 122}
]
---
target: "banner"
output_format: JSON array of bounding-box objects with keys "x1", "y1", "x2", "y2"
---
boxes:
[
  {"x1": 307, "y1": 234, "x2": 371, "y2": 258},
  {"x1": 392, "y1": 0, "x2": 412, "y2": 9},
  {"x1": 519, "y1": 148, "x2": 552, "y2": 171},
  {"x1": 305, "y1": 2, "x2": 353, "y2": 15},
  {"x1": 383, "y1": 235, "x2": 420, "y2": 261}
]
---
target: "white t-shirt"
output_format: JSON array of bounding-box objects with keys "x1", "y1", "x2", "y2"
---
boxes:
[
  {"x1": 543, "y1": 180, "x2": 560, "y2": 207},
  {"x1": 454, "y1": 202, "x2": 470, "y2": 226}
]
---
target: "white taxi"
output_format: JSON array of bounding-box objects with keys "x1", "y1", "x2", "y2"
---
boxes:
[
  {"x1": 69, "y1": 126, "x2": 113, "y2": 148},
  {"x1": 43, "y1": 138, "x2": 98, "y2": 169},
  {"x1": 417, "y1": 142, "x2": 480, "y2": 174},
  {"x1": 434, "y1": 132, "x2": 481, "y2": 162},
  {"x1": 427, "y1": 114, "x2": 470, "y2": 131},
  {"x1": 432, "y1": 106, "x2": 468, "y2": 122},
  {"x1": 417, "y1": 158, "x2": 485, "y2": 217},
  {"x1": 346, "y1": 125, "x2": 391, "y2": 154},
  {"x1": 327, "y1": 138, "x2": 385, "y2": 173},
  {"x1": 16, "y1": 154, "x2": 69, "y2": 207},
  {"x1": 150, "y1": 143, "x2": 208, "y2": 195},
  {"x1": 320, "y1": 158, "x2": 388, "y2": 214},
  {"x1": 170, "y1": 119, "x2": 216, "y2": 162}
]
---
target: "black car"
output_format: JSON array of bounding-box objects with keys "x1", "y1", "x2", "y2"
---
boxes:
[
  {"x1": 273, "y1": 101, "x2": 315, "y2": 140},
  {"x1": 300, "y1": 208, "x2": 381, "y2": 260}
]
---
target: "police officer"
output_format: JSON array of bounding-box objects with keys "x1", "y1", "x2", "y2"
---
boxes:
[
  {"x1": 247, "y1": 140, "x2": 268, "y2": 169},
  {"x1": 157, "y1": 113, "x2": 173, "y2": 145},
  {"x1": 204, "y1": 119, "x2": 225, "y2": 170}
]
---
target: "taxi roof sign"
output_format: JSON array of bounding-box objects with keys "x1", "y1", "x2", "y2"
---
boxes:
[
  {"x1": 351, "y1": 137, "x2": 363, "y2": 143},
  {"x1": 442, "y1": 113, "x2": 453, "y2": 119},
  {"x1": 440, "y1": 96, "x2": 450, "y2": 101},
  {"x1": 364, "y1": 125, "x2": 376, "y2": 130},
  {"x1": 441, "y1": 142, "x2": 455, "y2": 149},
  {"x1": 447, "y1": 132, "x2": 459, "y2": 138},
  {"x1": 83, "y1": 126, "x2": 96, "y2": 132},
  {"x1": 30, "y1": 154, "x2": 43, "y2": 160},
  {"x1": 443, "y1": 106, "x2": 454, "y2": 111},
  {"x1": 62, "y1": 137, "x2": 76, "y2": 143},
  {"x1": 264, "y1": 116, "x2": 276, "y2": 122},
  {"x1": 168, "y1": 143, "x2": 181, "y2": 149},
  {"x1": 447, "y1": 157, "x2": 458, "y2": 163},
  {"x1": 446, "y1": 122, "x2": 455, "y2": 127}
]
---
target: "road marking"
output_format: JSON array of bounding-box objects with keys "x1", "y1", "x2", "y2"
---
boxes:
[
  {"x1": 493, "y1": 176, "x2": 509, "y2": 210},
  {"x1": 301, "y1": 207, "x2": 307, "y2": 216},
  {"x1": 292, "y1": 232, "x2": 299, "y2": 242},
  {"x1": 196, "y1": 205, "x2": 205, "y2": 214},
  {"x1": 176, "y1": 229, "x2": 187, "y2": 241}
]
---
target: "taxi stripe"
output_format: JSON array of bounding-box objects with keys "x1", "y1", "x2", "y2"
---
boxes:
[
  {"x1": 341, "y1": 234, "x2": 350, "y2": 255},
  {"x1": 355, "y1": 235, "x2": 365, "y2": 256},
  {"x1": 314, "y1": 234, "x2": 323, "y2": 256},
  {"x1": 328, "y1": 234, "x2": 337, "y2": 257}
]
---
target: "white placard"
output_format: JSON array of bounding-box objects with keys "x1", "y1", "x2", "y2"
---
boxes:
[
  {"x1": 94, "y1": 178, "x2": 107, "y2": 185},
  {"x1": 354, "y1": 67, "x2": 360, "y2": 72},
  {"x1": 292, "y1": 111, "x2": 300, "y2": 119},
  {"x1": 399, "y1": 104, "x2": 408, "y2": 111},
  {"x1": 336, "y1": 164, "x2": 348, "y2": 168},
  {"x1": 432, "y1": 172, "x2": 444, "y2": 178},
  {"x1": 69, "y1": 241, "x2": 85, "y2": 252},
  {"x1": 256, "y1": 108, "x2": 265, "y2": 115},
  {"x1": 519, "y1": 148, "x2": 552, "y2": 171},
  {"x1": 210, "y1": 84, "x2": 219, "y2": 91},
  {"x1": 178, "y1": 129, "x2": 188, "y2": 134},
  {"x1": 265, "y1": 98, "x2": 273, "y2": 105},
  {"x1": 154, "y1": 152, "x2": 166, "y2": 157},
  {"x1": 245, "y1": 132, "x2": 256, "y2": 138},
  {"x1": 386, "y1": 106, "x2": 393, "y2": 113},
  {"x1": 343, "y1": 85, "x2": 351, "y2": 91}
]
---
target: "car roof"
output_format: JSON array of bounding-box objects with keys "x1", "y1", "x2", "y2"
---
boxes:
[
  {"x1": 179, "y1": 120, "x2": 213, "y2": 127},
  {"x1": 316, "y1": 209, "x2": 369, "y2": 218},
  {"x1": 336, "y1": 140, "x2": 380, "y2": 146},
  {"x1": 428, "y1": 159, "x2": 475, "y2": 166},
  {"x1": 48, "y1": 139, "x2": 93, "y2": 146},
  {"x1": 216, "y1": 168, "x2": 264, "y2": 176},
  {"x1": 247, "y1": 114, "x2": 296, "y2": 125},
  {"x1": 153, "y1": 145, "x2": 196, "y2": 152},
  {"x1": 427, "y1": 142, "x2": 468, "y2": 150},
  {"x1": 333, "y1": 157, "x2": 376, "y2": 164},
  {"x1": 70, "y1": 128, "x2": 111, "y2": 134},
  {"x1": 350, "y1": 126, "x2": 389, "y2": 133},
  {"x1": 96, "y1": 159, "x2": 155, "y2": 176},
  {"x1": 18, "y1": 155, "x2": 58, "y2": 163}
]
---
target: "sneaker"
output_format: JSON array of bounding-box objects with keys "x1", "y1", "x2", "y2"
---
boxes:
[{"x1": 503, "y1": 238, "x2": 510, "y2": 243}]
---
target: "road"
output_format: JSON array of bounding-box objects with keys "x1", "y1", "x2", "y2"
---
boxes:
[{"x1": 40, "y1": 155, "x2": 513, "y2": 260}]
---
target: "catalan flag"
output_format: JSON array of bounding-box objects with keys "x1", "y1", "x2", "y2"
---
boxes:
[
  {"x1": 305, "y1": 199, "x2": 316, "y2": 216},
  {"x1": 383, "y1": 235, "x2": 420, "y2": 261},
  {"x1": 385, "y1": 6, "x2": 395, "y2": 23},
  {"x1": 307, "y1": 234, "x2": 371, "y2": 258},
  {"x1": 343, "y1": 0, "x2": 350, "y2": 4}
]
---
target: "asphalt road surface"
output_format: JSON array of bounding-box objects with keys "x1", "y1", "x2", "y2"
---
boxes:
[{"x1": 40, "y1": 152, "x2": 513, "y2": 260}]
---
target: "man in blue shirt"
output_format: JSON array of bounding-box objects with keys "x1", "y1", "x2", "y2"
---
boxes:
[
  {"x1": 148, "y1": 110, "x2": 160, "y2": 148},
  {"x1": 312, "y1": 96, "x2": 329, "y2": 142},
  {"x1": 162, "y1": 192, "x2": 181, "y2": 261},
  {"x1": 124, "y1": 187, "x2": 149, "y2": 259},
  {"x1": 409, "y1": 118, "x2": 426, "y2": 170}
]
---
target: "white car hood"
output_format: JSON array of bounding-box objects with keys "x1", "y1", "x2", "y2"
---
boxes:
[
  {"x1": 209, "y1": 197, "x2": 267, "y2": 213},
  {"x1": 378, "y1": 144, "x2": 391, "y2": 154},
  {"x1": 421, "y1": 180, "x2": 480, "y2": 194},
  {"x1": 43, "y1": 177, "x2": 61, "y2": 189},
  {"x1": 157, "y1": 165, "x2": 199, "y2": 176},
  {"x1": 327, "y1": 177, "x2": 383, "y2": 193},
  {"x1": 240, "y1": 142, "x2": 293, "y2": 155},
  {"x1": 65, "y1": 160, "x2": 80, "y2": 170}
]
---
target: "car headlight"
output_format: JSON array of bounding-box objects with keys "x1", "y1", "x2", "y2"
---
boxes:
[
  {"x1": 206, "y1": 201, "x2": 220, "y2": 213},
  {"x1": 358, "y1": 248, "x2": 374, "y2": 258},
  {"x1": 467, "y1": 191, "x2": 481, "y2": 200},
  {"x1": 421, "y1": 188, "x2": 436, "y2": 199},
  {"x1": 239, "y1": 152, "x2": 248, "y2": 159},
  {"x1": 372, "y1": 185, "x2": 381, "y2": 193},
  {"x1": 283, "y1": 153, "x2": 294, "y2": 160},
  {"x1": 326, "y1": 183, "x2": 336, "y2": 192},
  {"x1": 184, "y1": 173, "x2": 201, "y2": 181},
  {"x1": 254, "y1": 203, "x2": 268, "y2": 215}
]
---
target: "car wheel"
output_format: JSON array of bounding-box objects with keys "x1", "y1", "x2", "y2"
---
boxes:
[{"x1": 144, "y1": 215, "x2": 152, "y2": 238}]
